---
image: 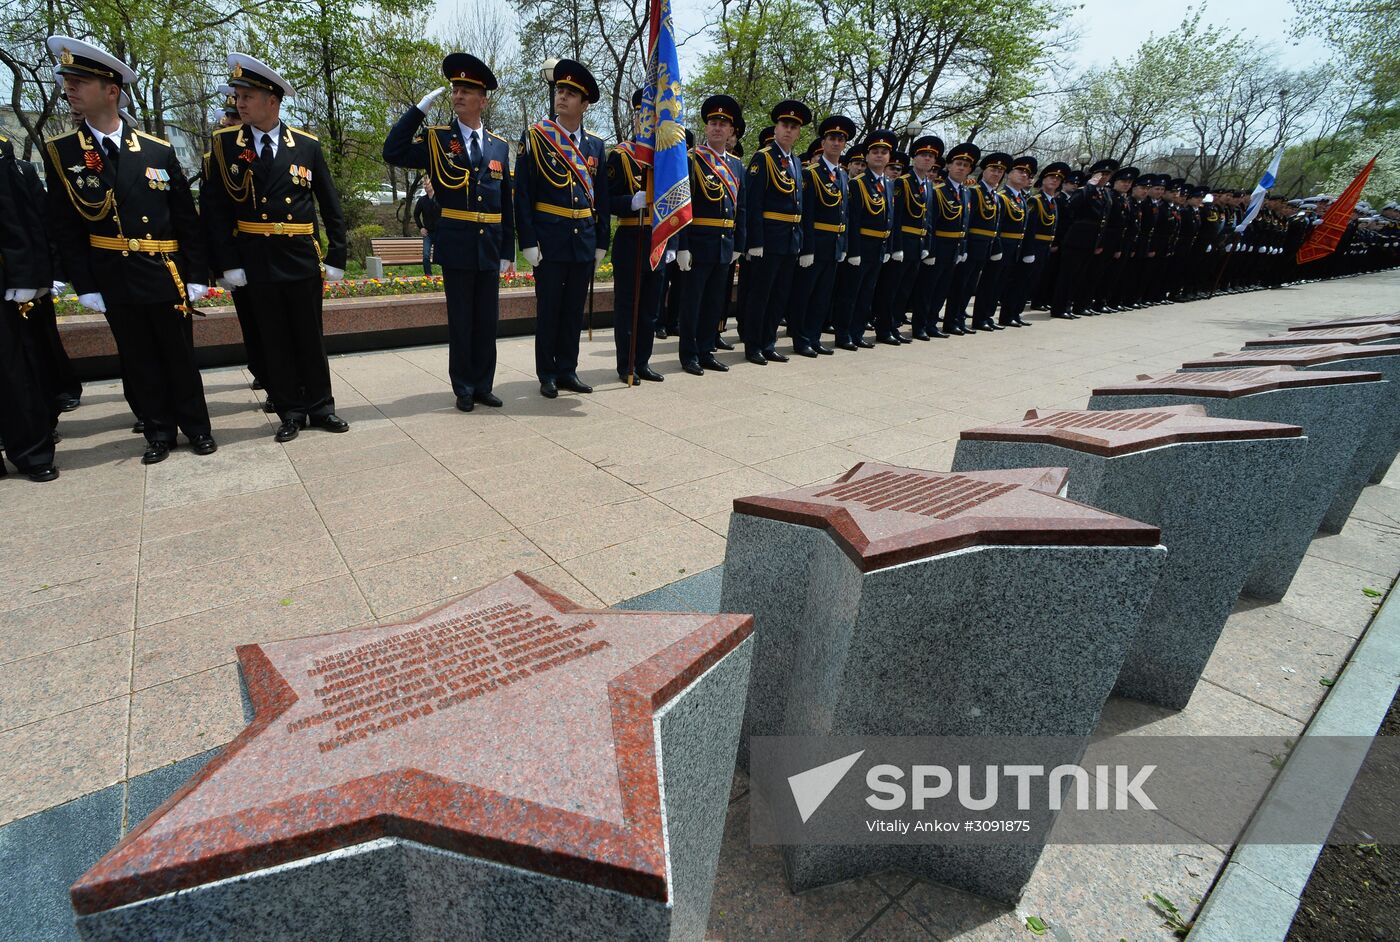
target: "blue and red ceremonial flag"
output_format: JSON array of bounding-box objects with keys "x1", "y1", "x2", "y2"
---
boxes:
[{"x1": 635, "y1": 0, "x2": 692, "y2": 269}]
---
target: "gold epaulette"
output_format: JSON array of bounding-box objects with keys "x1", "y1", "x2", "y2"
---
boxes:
[
  {"x1": 427, "y1": 124, "x2": 450, "y2": 131},
  {"x1": 45, "y1": 128, "x2": 79, "y2": 144},
  {"x1": 135, "y1": 129, "x2": 171, "y2": 146},
  {"x1": 290, "y1": 126, "x2": 319, "y2": 141},
  {"x1": 487, "y1": 130, "x2": 507, "y2": 143},
  {"x1": 212, "y1": 125, "x2": 241, "y2": 137}
]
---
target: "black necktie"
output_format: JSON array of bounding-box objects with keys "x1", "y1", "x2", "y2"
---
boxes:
[
  {"x1": 103, "y1": 136, "x2": 120, "y2": 169},
  {"x1": 469, "y1": 131, "x2": 481, "y2": 170},
  {"x1": 260, "y1": 133, "x2": 274, "y2": 166}
]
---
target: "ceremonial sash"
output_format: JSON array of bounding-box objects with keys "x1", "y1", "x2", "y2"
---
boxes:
[
  {"x1": 531, "y1": 119, "x2": 594, "y2": 205},
  {"x1": 694, "y1": 146, "x2": 737, "y2": 207}
]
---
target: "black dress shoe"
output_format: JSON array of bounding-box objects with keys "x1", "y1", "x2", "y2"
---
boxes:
[
  {"x1": 57, "y1": 395, "x2": 80, "y2": 413},
  {"x1": 26, "y1": 465, "x2": 60, "y2": 483},
  {"x1": 795, "y1": 347, "x2": 819, "y2": 358},
  {"x1": 142, "y1": 442, "x2": 170, "y2": 464},
  {"x1": 912, "y1": 332, "x2": 931, "y2": 341},
  {"x1": 879, "y1": 334, "x2": 902, "y2": 346},
  {"x1": 714, "y1": 336, "x2": 735, "y2": 351},
  {"x1": 814, "y1": 344, "x2": 834, "y2": 355},
  {"x1": 654, "y1": 327, "x2": 668, "y2": 340},
  {"x1": 1051, "y1": 312, "x2": 1076, "y2": 320},
  {"x1": 540, "y1": 380, "x2": 558, "y2": 399},
  {"x1": 474, "y1": 392, "x2": 503, "y2": 407},
  {"x1": 262, "y1": 397, "x2": 277, "y2": 413},
  {"x1": 132, "y1": 420, "x2": 146, "y2": 434},
  {"x1": 311, "y1": 414, "x2": 350, "y2": 433},
  {"x1": 275, "y1": 420, "x2": 300, "y2": 442},
  {"x1": 746, "y1": 353, "x2": 768, "y2": 366},
  {"x1": 558, "y1": 374, "x2": 593, "y2": 394},
  {"x1": 837, "y1": 341, "x2": 858, "y2": 351},
  {"x1": 190, "y1": 434, "x2": 218, "y2": 456},
  {"x1": 682, "y1": 360, "x2": 705, "y2": 376},
  {"x1": 999, "y1": 320, "x2": 1020, "y2": 328},
  {"x1": 251, "y1": 379, "x2": 263, "y2": 391},
  {"x1": 948, "y1": 325, "x2": 968, "y2": 336},
  {"x1": 971, "y1": 322, "x2": 996, "y2": 333},
  {"x1": 928, "y1": 327, "x2": 948, "y2": 338},
  {"x1": 988, "y1": 322, "x2": 1006, "y2": 331},
  {"x1": 763, "y1": 349, "x2": 789, "y2": 363},
  {"x1": 50, "y1": 431, "x2": 62, "y2": 445},
  {"x1": 855, "y1": 338, "x2": 875, "y2": 349},
  {"x1": 1014, "y1": 318, "x2": 1032, "y2": 327},
  {"x1": 699, "y1": 355, "x2": 729, "y2": 372},
  {"x1": 636, "y1": 366, "x2": 665, "y2": 382},
  {"x1": 456, "y1": 395, "x2": 475, "y2": 412}
]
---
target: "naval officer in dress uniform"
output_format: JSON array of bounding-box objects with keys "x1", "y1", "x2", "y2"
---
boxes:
[
  {"x1": 384, "y1": 52, "x2": 514, "y2": 412},
  {"x1": 790, "y1": 113, "x2": 852, "y2": 357},
  {"x1": 43, "y1": 36, "x2": 215, "y2": 464},
  {"x1": 514, "y1": 59, "x2": 610, "y2": 399},
  {"x1": 203, "y1": 53, "x2": 349, "y2": 442}
]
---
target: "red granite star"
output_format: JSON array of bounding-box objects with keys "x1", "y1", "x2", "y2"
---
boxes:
[
  {"x1": 72, "y1": 573, "x2": 750, "y2": 916},
  {"x1": 732, "y1": 463, "x2": 1160, "y2": 572}
]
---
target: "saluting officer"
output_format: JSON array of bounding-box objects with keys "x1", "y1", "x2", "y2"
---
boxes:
[
  {"x1": 741, "y1": 100, "x2": 810, "y2": 366},
  {"x1": 993, "y1": 154, "x2": 1038, "y2": 328},
  {"x1": 384, "y1": 52, "x2": 514, "y2": 412},
  {"x1": 1050, "y1": 157, "x2": 1116, "y2": 319},
  {"x1": 607, "y1": 88, "x2": 665, "y2": 385},
  {"x1": 43, "y1": 36, "x2": 215, "y2": 464},
  {"x1": 204, "y1": 54, "x2": 349, "y2": 443},
  {"x1": 674, "y1": 95, "x2": 745, "y2": 376},
  {"x1": 1088, "y1": 164, "x2": 1137, "y2": 313},
  {"x1": 514, "y1": 59, "x2": 610, "y2": 399},
  {"x1": 833, "y1": 129, "x2": 895, "y2": 349},
  {"x1": 790, "y1": 113, "x2": 853, "y2": 357},
  {"x1": 954, "y1": 150, "x2": 1008, "y2": 333}
]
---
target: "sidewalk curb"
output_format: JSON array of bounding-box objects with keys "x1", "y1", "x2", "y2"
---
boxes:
[{"x1": 1188, "y1": 575, "x2": 1400, "y2": 941}]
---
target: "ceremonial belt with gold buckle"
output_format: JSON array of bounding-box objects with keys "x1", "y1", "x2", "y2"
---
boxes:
[
  {"x1": 616, "y1": 217, "x2": 653, "y2": 228},
  {"x1": 762, "y1": 211, "x2": 801, "y2": 223},
  {"x1": 440, "y1": 209, "x2": 503, "y2": 223},
  {"x1": 691, "y1": 217, "x2": 735, "y2": 229},
  {"x1": 534, "y1": 203, "x2": 593, "y2": 219},
  {"x1": 237, "y1": 221, "x2": 315, "y2": 236},
  {"x1": 1034, "y1": 233, "x2": 1055, "y2": 241},
  {"x1": 813, "y1": 222, "x2": 845, "y2": 233},
  {"x1": 969, "y1": 227, "x2": 999, "y2": 237},
  {"x1": 858, "y1": 228, "x2": 889, "y2": 239},
  {"x1": 87, "y1": 236, "x2": 196, "y2": 318},
  {"x1": 935, "y1": 229, "x2": 964, "y2": 239},
  {"x1": 1000, "y1": 231, "x2": 1024, "y2": 240},
  {"x1": 900, "y1": 225, "x2": 927, "y2": 236},
  {"x1": 89, "y1": 235, "x2": 180, "y2": 253}
]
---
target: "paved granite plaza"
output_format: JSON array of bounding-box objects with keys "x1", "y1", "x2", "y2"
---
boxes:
[{"x1": 2, "y1": 271, "x2": 1398, "y2": 940}]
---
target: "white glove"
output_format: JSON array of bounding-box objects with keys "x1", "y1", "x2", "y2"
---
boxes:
[
  {"x1": 747, "y1": 247, "x2": 764, "y2": 259},
  {"x1": 4, "y1": 288, "x2": 37, "y2": 303},
  {"x1": 499, "y1": 258, "x2": 515, "y2": 274},
  {"x1": 921, "y1": 249, "x2": 930, "y2": 259},
  {"x1": 595, "y1": 247, "x2": 606, "y2": 264},
  {"x1": 664, "y1": 248, "x2": 676, "y2": 266},
  {"x1": 522, "y1": 246, "x2": 542, "y2": 267},
  {"x1": 79, "y1": 292, "x2": 107, "y2": 313},
  {"x1": 798, "y1": 254, "x2": 814, "y2": 268},
  {"x1": 630, "y1": 191, "x2": 646, "y2": 211},
  {"x1": 223, "y1": 268, "x2": 248, "y2": 287},
  {"x1": 891, "y1": 251, "x2": 904, "y2": 263},
  {"x1": 52, "y1": 281, "x2": 66, "y2": 296},
  {"x1": 847, "y1": 255, "x2": 861, "y2": 266},
  {"x1": 990, "y1": 252, "x2": 1003, "y2": 261},
  {"x1": 1022, "y1": 254, "x2": 1036, "y2": 264},
  {"x1": 1205, "y1": 245, "x2": 1213, "y2": 253},
  {"x1": 922, "y1": 255, "x2": 936, "y2": 266},
  {"x1": 416, "y1": 86, "x2": 446, "y2": 114},
  {"x1": 957, "y1": 253, "x2": 968, "y2": 264},
  {"x1": 186, "y1": 283, "x2": 208, "y2": 303},
  {"x1": 837, "y1": 252, "x2": 846, "y2": 263},
  {"x1": 881, "y1": 254, "x2": 890, "y2": 264},
  {"x1": 324, "y1": 265, "x2": 345, "y2": 282},
  {"x1": 677, "y1": 250, "x2": 693, "y2": 271},
  {"x1": 728, "y1": 250, "x2": 738, "y2": 265}
]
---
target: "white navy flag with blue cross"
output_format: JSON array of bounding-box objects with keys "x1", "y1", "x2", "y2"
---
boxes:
[{"x1": 1236, "y1": 146, "x2": 1285, "y2": 233}]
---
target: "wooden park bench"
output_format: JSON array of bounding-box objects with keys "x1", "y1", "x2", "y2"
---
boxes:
[{"x1": 366, "y1": 237, "x2": 425, "y2": 278}]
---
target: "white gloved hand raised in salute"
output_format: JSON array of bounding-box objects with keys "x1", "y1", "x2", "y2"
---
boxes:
[{"x1": 416, "y1": 86, "x2": 446, "y2": 114}]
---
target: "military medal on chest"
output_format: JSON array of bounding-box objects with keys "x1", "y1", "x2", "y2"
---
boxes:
[{"x1": 145, "y1": 167, "x2": 170, "y2": 190}]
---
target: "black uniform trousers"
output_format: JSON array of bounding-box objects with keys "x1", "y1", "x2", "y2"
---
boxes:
[
  {"x1": 104, "y1": 302, "x2": 211, "y2": 445},
  {"x1": 788, "y1": 258, "x2": 838, "y2": 351},
  {"x1": 890, "y1": 251, "x2": 924, "y2": 328},
  {"x1": 442, "y1": 267, "x2": 499, "y2": 399},
  {"x1": 245, "y1": 278, "x2": 335, "y2": 423},
  {"x1": 230, "y1": 285, "x2": 267, "y2": 387},
  {"x1": 741, "y1": 253, "x2": 797, "y2": 355},
  {"x1": 660, "y1": 260, "x2": 681, "y2": 334},
  {"x1": 0, "y1": 300, "x2": 56, "y2": 472},
  {"x1": 946, "y1": 239, "x2": 993, "y2": 328},
  {"x1": 611, "y1": 228, "x2": 662, "y2": 376},
  {"x1": 832, "y1": 256, "x2": 882, "y2": 344},
  {"x1": 999, "y1": 253, "x2": 1044, "y2": 324},
  {"x1": 1051, "y1": 244, "x2": 1097, "y2": 316},
  {"x1": 26, "y1": 296, "x2": 81, "y2": 402},
  {"x1": 872, "y1": 258, "x2": 909, "y2": 339},
  {"x1": 1032, "y1": 247, "x2": 1062, "y2": 308},
  {"x1": 533, "y1": 259, "x2": 592, "y2": 383},
  {"x1": 678, "y1": 261, "x2": 729, "y2": 364},
  {"x1": 971, "y1": 250, "x2": 1008, "y2": 326}
]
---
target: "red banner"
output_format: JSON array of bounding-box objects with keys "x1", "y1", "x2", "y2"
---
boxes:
[{"x1": 1297, "y1": 154, "x2": 1377, "y2": 265}]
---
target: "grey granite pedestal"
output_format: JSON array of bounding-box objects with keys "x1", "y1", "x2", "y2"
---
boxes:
[
  {"x1": 1183, "y1": 343, "x2": 1400, "y2": 489},
  {"x1": 70, "y1": 573, "x2": 753, "y2": 942},
  {"x1": 953, "y1": 405, "x2": 1306, "y2": 710},
  {"x1": 1243, "y1": 323, "x2": 1400, "y2": 348},
  {"x1": 722, "y1": 464, "x2": 1165, "y2": 901},
  {"x1": 1088, "y1": 366, "x2": 1385, "y2": 601}
]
